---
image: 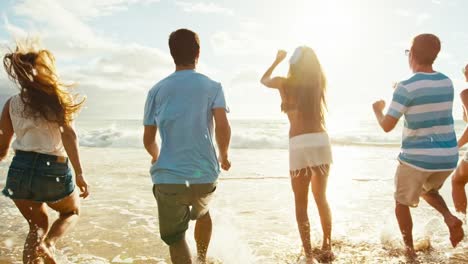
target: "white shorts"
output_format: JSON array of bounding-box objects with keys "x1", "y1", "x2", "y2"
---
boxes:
[{"x1": 289, "y1": 132, "x2": 333, "y2": 177}]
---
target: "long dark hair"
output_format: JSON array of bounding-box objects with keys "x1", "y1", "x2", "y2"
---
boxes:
[{"x1": 3, "y1": 41, "x2": 84, "y2": 124}]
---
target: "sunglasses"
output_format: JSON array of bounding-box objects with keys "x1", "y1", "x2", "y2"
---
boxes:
[{"x1": 405, "y1": 49, "x2": 410, "y2": 56}]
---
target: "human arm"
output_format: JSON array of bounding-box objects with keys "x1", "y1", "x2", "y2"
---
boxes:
[
  {"x1": 458, "y1": 90, "x2": 468, "y2": 148},
  {"x1": 260, "y1": 50, "x2": 287, "y2": 89},
  {"x1": 372, "y1": 100, "x2": 399, "y2": 133},
  {"x1": 143, "y1": 125, "x2": 159, "y2": 164},
  {"x1": 0, "y1": 99, "x2": 14, "y2": 161},
  {"x1": 373, "y1": 84, "x2": 411, "y2": 133},
  {"x1": 61, "y1": 122, "x2": 89, "y2": 198},
  {"x1": 213, "y1": 109, "x2": 231, "y2": 171}
]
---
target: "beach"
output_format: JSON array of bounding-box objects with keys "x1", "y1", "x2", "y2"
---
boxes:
[{"x1": 1, "y1": 120, "x2": 468, "y2": 263}]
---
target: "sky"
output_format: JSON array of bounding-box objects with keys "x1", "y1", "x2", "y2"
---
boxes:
[{"x1": 0, "y1": 0, "x2": 467, "y2": 123}]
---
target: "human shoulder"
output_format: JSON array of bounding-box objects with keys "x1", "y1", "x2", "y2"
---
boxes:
[
  {"x1": 193, "y1": 72, "x2": 222, "y2": 90},
  {"x1": 147, "y1": 74, "x2": 175, "y2": 96}
]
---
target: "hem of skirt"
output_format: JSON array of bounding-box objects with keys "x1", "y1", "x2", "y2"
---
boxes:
[{"x1": 290, "y1": 163, "x2": 331, "y2": 178}]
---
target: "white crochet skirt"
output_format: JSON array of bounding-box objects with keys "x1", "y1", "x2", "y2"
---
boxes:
[{"x1": 289, "y1": 132, "x2": 333, "y2": 177}]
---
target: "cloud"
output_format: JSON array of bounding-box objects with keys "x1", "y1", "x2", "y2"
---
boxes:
[
  {"x1": 3, "y1": 0, "x2": 172, "y2": 92},
  {"x1": 16, "y1": 0, "x2": 160, "y2": 21},
  {"x1": 175, "y1": 1, "x2": 234, "y2": 16},
  {"x1": 0, "y1": 0, "x2": 174, "y2": 120}
]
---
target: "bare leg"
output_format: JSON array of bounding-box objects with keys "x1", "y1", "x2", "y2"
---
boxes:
[
  {"x1": 291, "y1": 169, "x2": 315, "y2": 263},
  {"x1": 421, "y1": 192, "x2": 464, "y2": 247},
  {"x1": 44, "y1": 191, "x2": 80, "y2": 250},
  {"x1": 169, "y1": 237, "x2": 192, "y2": 264},
  {"x1": 194, "y1": 212, "x2": 212, "y2": 263},
  {"x1": 13, "y1": 200, "x2": 56, "y2": 264},
  {"x1": 452, "y1": 162, "x2": 468, "y2": 214},
  {"x1": 311, "y1": 166, "x2": 334, "y2": 262},
  {"x1": 395, "y1": 202, "x2": 416, "y2": 260}
]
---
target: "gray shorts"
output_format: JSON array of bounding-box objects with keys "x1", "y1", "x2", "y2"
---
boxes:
[{"x1": 153, "y1": 182, "x2": 217, "y2": 245}]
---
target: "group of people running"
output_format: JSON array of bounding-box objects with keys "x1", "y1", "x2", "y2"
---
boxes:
[{"x1": 1, "y1": 28, "x2": 468, "y2": 264}]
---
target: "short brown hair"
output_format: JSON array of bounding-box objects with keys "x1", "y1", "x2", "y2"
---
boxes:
[
  {"x1": 410, "y1": 34, "x2": 441, "y2": 65},
  {"x1": 168, "y1": 29, "x2": 200, "y2": 66}
]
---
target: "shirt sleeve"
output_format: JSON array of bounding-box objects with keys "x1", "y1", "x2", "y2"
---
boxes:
[
  {"x1": 143, "y1": 90, "x2": 157, "y2": 126},
  {"x1": 386, "y1": 83, "x2": 412, "y2": 119},
  {"x1": 211, "y1": 83, "x2": 229, "y2": 112}
]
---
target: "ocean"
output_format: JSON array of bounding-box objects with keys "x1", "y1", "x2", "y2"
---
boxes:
[{"x1": 1, "y1": 119, "x2": 468, "y2": 263}]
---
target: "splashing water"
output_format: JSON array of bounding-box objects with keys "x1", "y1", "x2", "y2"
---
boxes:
[{"x1": 4, "y1": 239, "x2": 13, "y2": 249}]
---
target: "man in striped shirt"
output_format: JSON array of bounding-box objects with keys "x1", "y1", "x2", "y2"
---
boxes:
[{"x1": 372, "y1": 34, "x2": 464, "y2": 260}]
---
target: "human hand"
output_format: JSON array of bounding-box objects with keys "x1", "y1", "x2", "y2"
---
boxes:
[
  {"x1": 151, "y1": 157, "x2": 157, "y2": 164},
  {"x1": 75, "y1": 174, "x2": 89, "y2": 199},
  {"x1": 373, "y1": 100, "x2": 386, "y2": 112},
  {"x1": 219, "y1": 154, "x2": 231, "y2": 171},
  {"x1": 275, "y1": 50, "x2": 287, "y2": 63}
]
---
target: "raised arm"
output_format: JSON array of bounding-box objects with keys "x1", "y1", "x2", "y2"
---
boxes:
[
  {"x1": 61, "y1": 122, "x2": 89, "y2": 198},
  {"x1": 213, "y1": 108, "x2": 231, "y2": 171},
  {"x1": 260, "y1": 50, "x2": 287, "y2": 89},
  {"x1": 458, "y1": 90, "x2": 468, "y2": 148},
  {"x1": 372, "y1": 100, "x2": 399, "y2": 132},
  {"x1": 143, "y1": 125, "x2": 159, "y2": 164},
  {"x1": 0, "y1": 99, "x2": 14, "y2": 161}
]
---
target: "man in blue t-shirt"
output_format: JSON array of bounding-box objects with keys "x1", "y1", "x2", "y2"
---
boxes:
[
  {"x1": 143, "y1": 28, "x2": 231, "y2": 264},
  {"x1": 372, "y1": 34, "x2": 464, "y2": 261}
]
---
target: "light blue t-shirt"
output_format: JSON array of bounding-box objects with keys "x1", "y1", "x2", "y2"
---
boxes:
[
  {"x1": 386, "y1": 72, "x2": 458, "y2": 171},
  {"x1": 143, "y1": 70, "x2": 228, "y2": 184}
]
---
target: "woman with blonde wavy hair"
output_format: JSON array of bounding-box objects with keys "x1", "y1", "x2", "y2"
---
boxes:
[
  {"x1": 0, "y1": 40, "x2": 89, "y2": 264},
  {"x1": 261, "y1": 46, "x2": 333, "y2": 264}
]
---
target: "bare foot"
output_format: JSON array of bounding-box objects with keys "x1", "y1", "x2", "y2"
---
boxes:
[
  {"x1": 195, "y1": 256, "x2": 207, "y2": 264},
  {"x1": 405, "y1": 248, "x2": 418, "y2": 263},
  {"x1": 315, "y1": 250, "x2": 335, "y2": 263},
  {"x1": 304, "y1": 256, "x2": 319, "y2": 264},
  {"x1": 36, "y1": 243, "x2": 56, "y2": 264},
  {"x1": 446, "y1": 216, "x2": 464, "y2": 247}
]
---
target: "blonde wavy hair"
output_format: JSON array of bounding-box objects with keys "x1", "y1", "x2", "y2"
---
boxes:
[
  {"x1": 3, "y1": 38, "x2": 84, "y2": 125},
  {"x1": 282, "y1": 46, "x2": 327, "y2": 126}
]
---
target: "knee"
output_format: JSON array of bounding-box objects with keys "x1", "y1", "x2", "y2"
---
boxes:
[
  {"x1": 61, "y1": 208, "x2": 80, "y2": 218},
  {"x1": 312, "y1": 191, "x2": 328, "y2": 205},
  {"x1": 452, "y1": 174, "x2": 467, "y2": 187}
]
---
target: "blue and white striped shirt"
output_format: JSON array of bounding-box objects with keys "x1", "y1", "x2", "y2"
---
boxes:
[{"x1": 387, "y1": 72, "x2": 458, "y2": 171}]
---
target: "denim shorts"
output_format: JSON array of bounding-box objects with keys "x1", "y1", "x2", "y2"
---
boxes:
[{"x1": 2, "y1": 151, "x2": 74, "y2": 202}]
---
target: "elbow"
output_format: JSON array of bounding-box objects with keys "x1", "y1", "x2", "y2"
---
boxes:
[
  {"x1": 215, "y1": 124, "x2": 231, "y2": 138},
  {"x1": 382, "y1": 126, "x2": 393, "y2": 133},
  {"x1": 143, "y1": 135, "x2": 155, "y2": 148}
]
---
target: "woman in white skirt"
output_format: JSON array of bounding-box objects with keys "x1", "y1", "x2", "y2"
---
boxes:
[
  {"x1": 452, "y1": 64, "x2": 468, "y2": 214},
  {"x1": 261, "y1": 47, "x2": 333, "y2": 263}
]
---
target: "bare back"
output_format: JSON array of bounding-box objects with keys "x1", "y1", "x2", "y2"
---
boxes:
[{"x1": 278, "y1": 85, "x2": 325, "y2": 138}]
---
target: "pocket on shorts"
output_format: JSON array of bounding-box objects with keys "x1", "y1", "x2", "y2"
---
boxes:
[
  {"x1": 2, "y1": 168, "x2": 26, "y2": 197},
  {"x1": 33, "y1": 169, "x2": 73, "y2": 202},
  {"x1": 154, "y1": 185, "x2": 187, "y2": 206}
]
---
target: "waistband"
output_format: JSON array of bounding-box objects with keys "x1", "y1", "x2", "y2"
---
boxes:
[
  {"x1": 289, "y1": 132, "x2": 331, "y2": 149},
  {"x1": 15, "y1": 150, "x2": 68, "y2": 164}
]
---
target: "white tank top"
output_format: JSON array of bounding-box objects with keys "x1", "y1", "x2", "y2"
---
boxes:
[{"x1": 9, "y1": 95, "x2": 66, "y2": 156}]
